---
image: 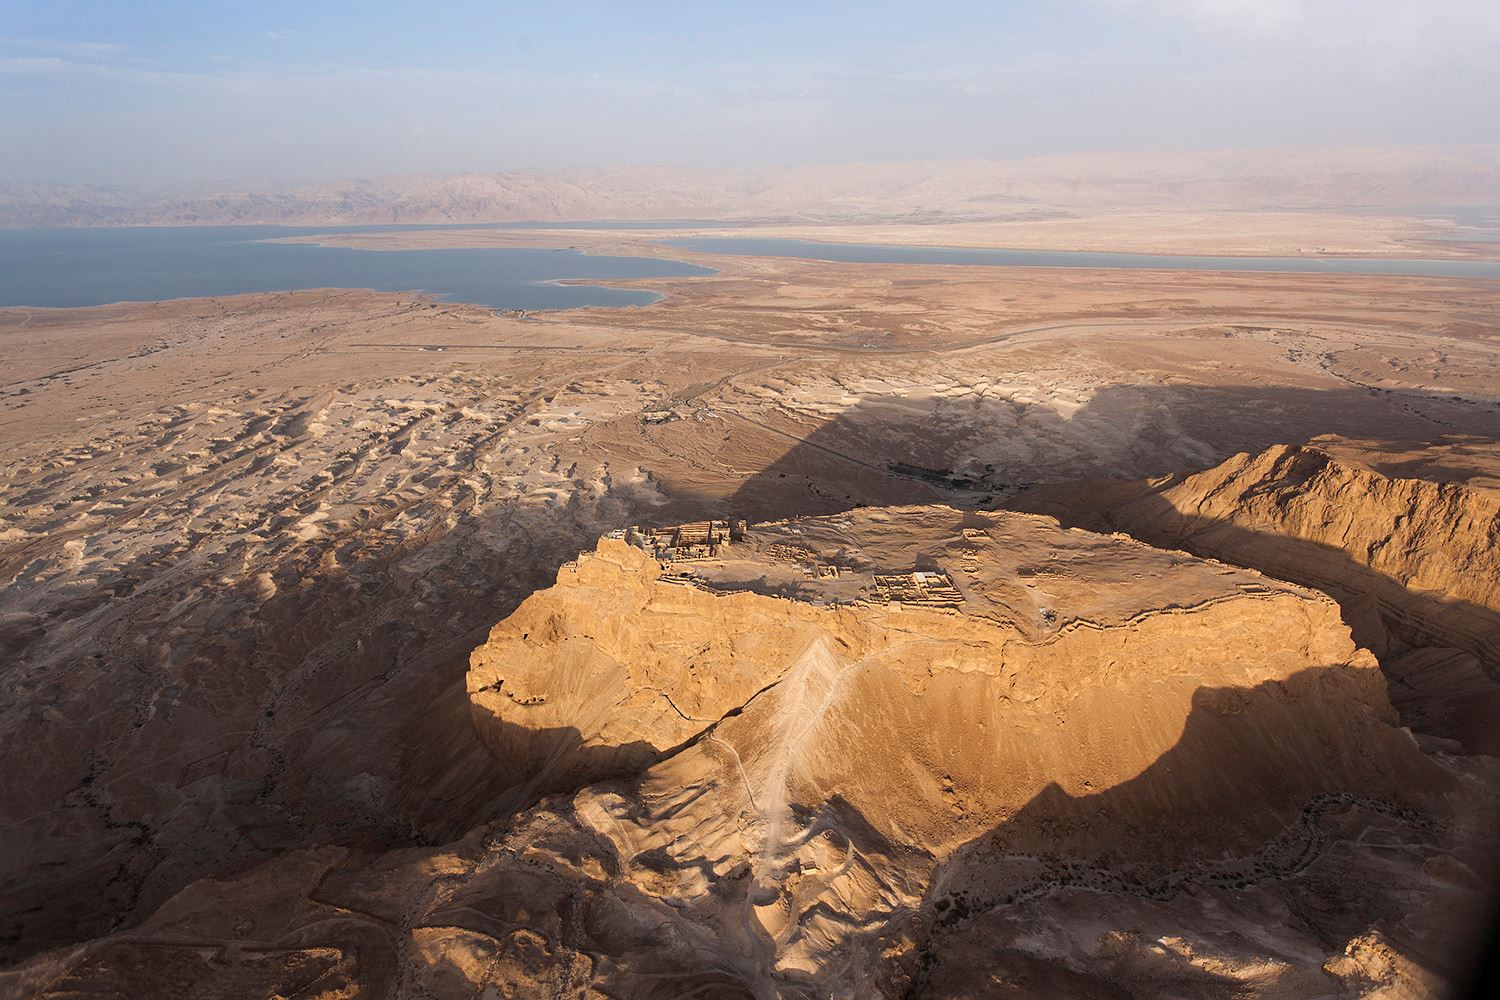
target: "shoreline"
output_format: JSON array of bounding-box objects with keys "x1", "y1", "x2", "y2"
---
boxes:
[{"x1": 261, "y1": 210, "x2": 1500, "y2": 262}]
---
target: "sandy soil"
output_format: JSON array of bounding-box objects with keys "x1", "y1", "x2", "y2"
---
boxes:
[
  {"x1": 3, "y1": 242, "x2": 1500, "y2": 994},
  {"x1": 272, "y1": 208, "x2": 1500, "y2": 259}
]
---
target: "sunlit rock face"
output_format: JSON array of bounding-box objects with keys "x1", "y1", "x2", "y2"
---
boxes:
[
  {"x1": 3, "y1": 503, "x2": 1489, "y2": 999},
  {"x1": 1019, "y1": 437, "x2": 1500, "y2": 756},
  {"x1": 448, "y1": 505, "x2": 1466, "y2": 996}
]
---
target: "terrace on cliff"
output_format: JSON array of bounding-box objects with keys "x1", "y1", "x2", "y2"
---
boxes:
[{"x1": 603, "y1": 516, "x2": 976, "y2": 611}]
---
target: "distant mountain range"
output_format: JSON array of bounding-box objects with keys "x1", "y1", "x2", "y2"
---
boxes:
[{"x1": 4, "y1": 146, "x2": 1498, "y2": 228}]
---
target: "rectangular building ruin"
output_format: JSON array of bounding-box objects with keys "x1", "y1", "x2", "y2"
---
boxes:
[
  {"x1": 624, "y1": 519, "x2": 748, "y2": 566},
  {"x1": 872, "y1": 570, "x2": 964, "y2": 607}
]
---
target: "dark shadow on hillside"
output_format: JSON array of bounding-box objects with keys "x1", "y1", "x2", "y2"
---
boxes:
[
  {"x1": 709, "y1": 380, "x2": 1500, "y2": 522},
  {"x1": 464, "y1": 701, "x2": 716, "y2": 802},
  {"x1": 0, "y1": 482, "x2": 728, "y2": 963},
  {"x1": 1010, "y1": 462, "x2": 1500, "y2": 755},
  {"x1": 15, "y1": 635, "x2": 1497, "y2": 994},
  {"x1": 667, "y1": 382, "x2": 1500, "y2": 755},
  {"x1": 7, "y1": 375, "x2": 1498, "y2": 965},
  {"x1": 881, "y1": 666, "x2": 1495, "y2": 997}
]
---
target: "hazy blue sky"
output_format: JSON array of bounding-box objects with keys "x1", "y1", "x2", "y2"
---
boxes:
[{"x1": 3, "y1": 1, "x2": 1497, "y2": 188}]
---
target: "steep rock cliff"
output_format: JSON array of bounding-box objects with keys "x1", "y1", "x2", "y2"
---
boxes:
[{"x1": 4, "y1": 506, "x2": 1483, "y2": 999}]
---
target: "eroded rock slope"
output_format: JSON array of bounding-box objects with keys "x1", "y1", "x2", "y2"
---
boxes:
[
  {"x1": 7, "y1": 505, "x2": 1490, "y2": 999},
  {"x1": 1018, "y1": 436, "x2": 1500, "y2": 755}
]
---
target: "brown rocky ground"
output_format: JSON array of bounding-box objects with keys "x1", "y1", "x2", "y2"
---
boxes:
[
  {"x1": 1017, "y1": 438, "x2": 1500, "y2": 757},
  {"x1": 2, "y1": 244, "x2": 1499, "y2": 996}
]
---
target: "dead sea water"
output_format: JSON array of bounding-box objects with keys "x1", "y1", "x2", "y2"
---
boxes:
[
  {"x1": 0, "y1": 225, "x2": 715, "y2": 310},
  {"x1": 667, "y1": 236, "x2": 1500, "y2": 280}
]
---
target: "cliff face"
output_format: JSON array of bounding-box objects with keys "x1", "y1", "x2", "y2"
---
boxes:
[
  {"x1": 1124, "y1": 441, "x2": 1499, "y2": 656},
  {"x1": 451, "y1": 509, "x2": 1467, "y2": 995},
  {"x1": 1019, "y1": 438, "x2": 1500, "y2": 755},
  {"x1": 467, "y1": 509, "x2": 1430, "y2": 849},
  {"x1": 3, "y1": 505, "x2": 1487, "y2": 999}
]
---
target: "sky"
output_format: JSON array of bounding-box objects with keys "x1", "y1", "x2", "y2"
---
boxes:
[{"x1": 2, "y1": 0, "x2": 1498, "y2": 189}]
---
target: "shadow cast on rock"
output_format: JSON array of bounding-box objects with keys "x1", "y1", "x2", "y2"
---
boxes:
[
  {"x1": 700, "y1": 380, "x2": 1500, "y2": 522},
  {"x1": 1012, "y1": 468, "x2": 1500, "y2": 754},
  {"x1": 879, "y1": 666, "x2": 1484, "y2": 997}
]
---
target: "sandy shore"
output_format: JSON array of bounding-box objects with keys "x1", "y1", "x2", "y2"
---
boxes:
[{"x1": 269, "y1": 209, "x2": 1500, "y2": 259}]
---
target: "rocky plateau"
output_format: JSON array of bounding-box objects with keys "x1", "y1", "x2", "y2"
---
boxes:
[{"x1": 3, "y1": 247, "x2": 1500, "y2": 998}]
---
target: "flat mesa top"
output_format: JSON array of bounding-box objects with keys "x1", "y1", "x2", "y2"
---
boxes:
[
  {"x1": 1305, "y1": 434, "x2": 1500, "y2": 493},
  {"x1": 612, "y1": 505, "x2": 1307, "y2": 634}
]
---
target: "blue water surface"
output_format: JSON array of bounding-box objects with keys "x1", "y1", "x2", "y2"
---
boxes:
[
  {"x1": 0, "y1": 225, "x2": 715, "y2": 310},
  {"x1": 666, "y1": 236, "x2": 1500, "y2": 280}
]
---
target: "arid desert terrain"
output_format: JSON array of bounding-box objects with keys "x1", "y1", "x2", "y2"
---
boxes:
[{"x1": 2, "y1": 228, "x2": 1500, "y2": 998}]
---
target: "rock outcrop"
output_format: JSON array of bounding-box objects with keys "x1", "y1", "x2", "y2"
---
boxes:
[
  {"x1": 1018, "y1": 437, "x2": 1500, "y2": 755},
  {"x1": 468, "y1": 508, "x2": 1440, "y2": 839},
  {"x1": 3, "y1": 505, "x2": 1489, "y2": 998}
]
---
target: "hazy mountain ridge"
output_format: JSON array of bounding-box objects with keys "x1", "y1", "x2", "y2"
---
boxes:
[{"x1": 5, "y1": 147, "x2": 1499, "y2": 228}]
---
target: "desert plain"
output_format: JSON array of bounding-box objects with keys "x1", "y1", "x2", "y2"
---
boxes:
[{"x1": 2, "y1": 221, "x2": 1500, "y2": 998}]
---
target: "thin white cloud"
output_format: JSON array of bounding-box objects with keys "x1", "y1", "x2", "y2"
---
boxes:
[
  {"x1": 1108, "y1": 0, "x2": 1500, "y2": 55},
  {"x1": 3, "y1": 5, "x2": 1496, "y2": 187},
  {"x1": 0, "y1": 38, "x2": 122, "y2": 56},
  {"x1": 0, "y1": 56, "x2": 69, "y2": 74}
]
